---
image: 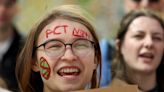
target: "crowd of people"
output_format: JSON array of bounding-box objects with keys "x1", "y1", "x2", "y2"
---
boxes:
[{"x1": 0, "y1": 0, "x2": 163, "y2": 92}]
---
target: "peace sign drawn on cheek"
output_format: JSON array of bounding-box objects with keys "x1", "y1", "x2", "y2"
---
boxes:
[{"x1": 40, "y1": 57, "x2": 51, "y2": 80}]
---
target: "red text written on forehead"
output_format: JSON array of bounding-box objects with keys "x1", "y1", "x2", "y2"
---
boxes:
[
  {"x1": 72, "y1": 28, "x2": 88, "y2": 38},
  {"x1": 46, "y1": 25, "x2": 68, "y2": 38},
  {"x1": 45, "y1": 24, "x2": 89, "y2": 39}
]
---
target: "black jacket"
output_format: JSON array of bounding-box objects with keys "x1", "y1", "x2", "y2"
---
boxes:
[{"x1": 0, "y1": 26, "x2": 24, "y2": 92}]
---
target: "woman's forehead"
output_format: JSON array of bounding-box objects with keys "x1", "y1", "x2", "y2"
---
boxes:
[
  {"x1": 129, "y1": 16, "x2": 162, "y2": 29},
  {"x1": 38, "y1": 19, "x2": 93, "y2": 43}
]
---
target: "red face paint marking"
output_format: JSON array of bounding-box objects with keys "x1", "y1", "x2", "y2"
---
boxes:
[
  {"x1": 40, "y1": 57, "x2": 51, "y2": 80},
  {"x1": 72, "y1": 27, "x2": 88, "y2": 38},
  {"x1": 46, "y1": 25, "x2": 68, "y2": 38}
]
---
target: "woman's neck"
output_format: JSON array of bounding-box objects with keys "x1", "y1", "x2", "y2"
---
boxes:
[{"x1": 126, "y1": 69, "x2": 157, "y2": 91}]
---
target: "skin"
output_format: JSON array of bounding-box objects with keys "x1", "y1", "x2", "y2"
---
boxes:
[
  {"x1": 124, "y1": 0, "x2": 163, "y2": 13},
  {"x1": 33, "y1": 18, "x2": 97, "y2": 92},
  {"x1": 0, "y1": 0, "x2": 17, "y2": 30},
  {"x1": 121, "y1": 16, "x2": 164, "y2": 74},
  {"x1": 117, "y1": 16, "x2": 164, "y2": 91},
  {"x1": 0, "y1": 0, "x2": 18, "y2": 42}
]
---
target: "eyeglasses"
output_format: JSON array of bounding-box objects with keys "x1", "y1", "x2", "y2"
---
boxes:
[
  {"x1": 35, "y1": 39, "x2": 95, "y2": 58},
  {"x1": 132, "y1": 0, "x2": 160, "y2": 3}
]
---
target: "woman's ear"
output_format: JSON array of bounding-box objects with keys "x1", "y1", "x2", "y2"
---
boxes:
[
  {"x1": 31, "y1": 59, "x2": 40, "y2": 72},
  {"x1": 115, "y1": 39, "x2": 120, "y2": 51}
]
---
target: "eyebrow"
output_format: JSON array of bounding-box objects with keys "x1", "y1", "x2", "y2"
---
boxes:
[
  {"x1": 152, "y1": 32, "x2": 163, "y2": 36},
  {"x1": 41, "y1": 37, "x2": 91, "y2": 45},
  {"x1": 135, "y1": 30, "x2": 163, "y2": 35},
  {"x1": 42, "y1": 38, "x2": 64, "y2": 44}
]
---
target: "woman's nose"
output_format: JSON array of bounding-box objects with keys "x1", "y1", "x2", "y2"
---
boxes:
[
  {"x1": 143, "y1": 36, "x2": 153, "y2": 49},
  {"x1": 60, "y1": 46, "x2": 77, "y2": 62}
]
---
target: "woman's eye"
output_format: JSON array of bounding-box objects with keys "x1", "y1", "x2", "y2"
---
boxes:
[
  {"x1": 132, "y1": 0, "x2": 141, "y2": 3},
  {"x1": 74, "y1": 44, "x2": 88, "y2": 49},
  {"x1": 133, "y1": 34, "x2": 144, "y2": 39},
  {"x1": 48, "y1": 44, "x2": 62, "y2": 49},
  {"x1": 45, "y1": 42, "x2": 63, "y2": 50},
  {"x1": 153, "y1": 36, "x2": 163, "y2": 41},
  {"x1": 74, "y1": 44, "x2": 86, "y2": 49}
]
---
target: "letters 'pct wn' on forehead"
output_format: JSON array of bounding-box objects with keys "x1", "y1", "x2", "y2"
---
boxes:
[{"x1": 45, "y1": 25, "x2": 90, "y2": 39}]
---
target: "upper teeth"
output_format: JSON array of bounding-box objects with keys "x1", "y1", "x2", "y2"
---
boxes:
[{"x1": 61, "y1": 68, "x2": 79, "y2": 73}]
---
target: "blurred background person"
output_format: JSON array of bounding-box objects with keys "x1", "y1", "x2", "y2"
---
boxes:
[
  {"x1": 111, "y1": 9, "x2": 164, "y2": 92},
  {"x1": 99, "y1": 0, "x2": 164, "y2": 87},
  {"x1": 100, "y1": 0, "x2": 164, "y2": 87},
  {"x1": 124, "y1": 0, "x2": 164, "y2": 13},
  {"x1": 99, "y1": 38, "x2": 113, "y2": 87},
  {"x1": 0, "y1": 0, "x2": 24, "y2": 91}
]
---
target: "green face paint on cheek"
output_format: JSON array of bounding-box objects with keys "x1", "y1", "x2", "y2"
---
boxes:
[{"x1": 40, "y1": 57, "x2": 51, "y2": 80}]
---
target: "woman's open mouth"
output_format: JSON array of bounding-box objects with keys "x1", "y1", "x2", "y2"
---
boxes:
[{"x1": 57, "y1": 66, "x2": 81, "y2": 77}]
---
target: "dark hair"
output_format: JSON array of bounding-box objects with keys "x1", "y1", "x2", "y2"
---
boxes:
[
  {"x1": 112, "y1": 9, "x2": 164, "y2": 91},
  {"x1": 16, "y1": 5, "x2": 101, "y2": 92}
]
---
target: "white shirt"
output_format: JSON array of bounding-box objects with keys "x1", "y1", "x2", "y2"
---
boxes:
[
  {"x1": 0, "y1": 87, "x2": 12, "y2": 92},
  {"x1": 0, "y1": 36, "x2": 13, "y2": 61}
]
